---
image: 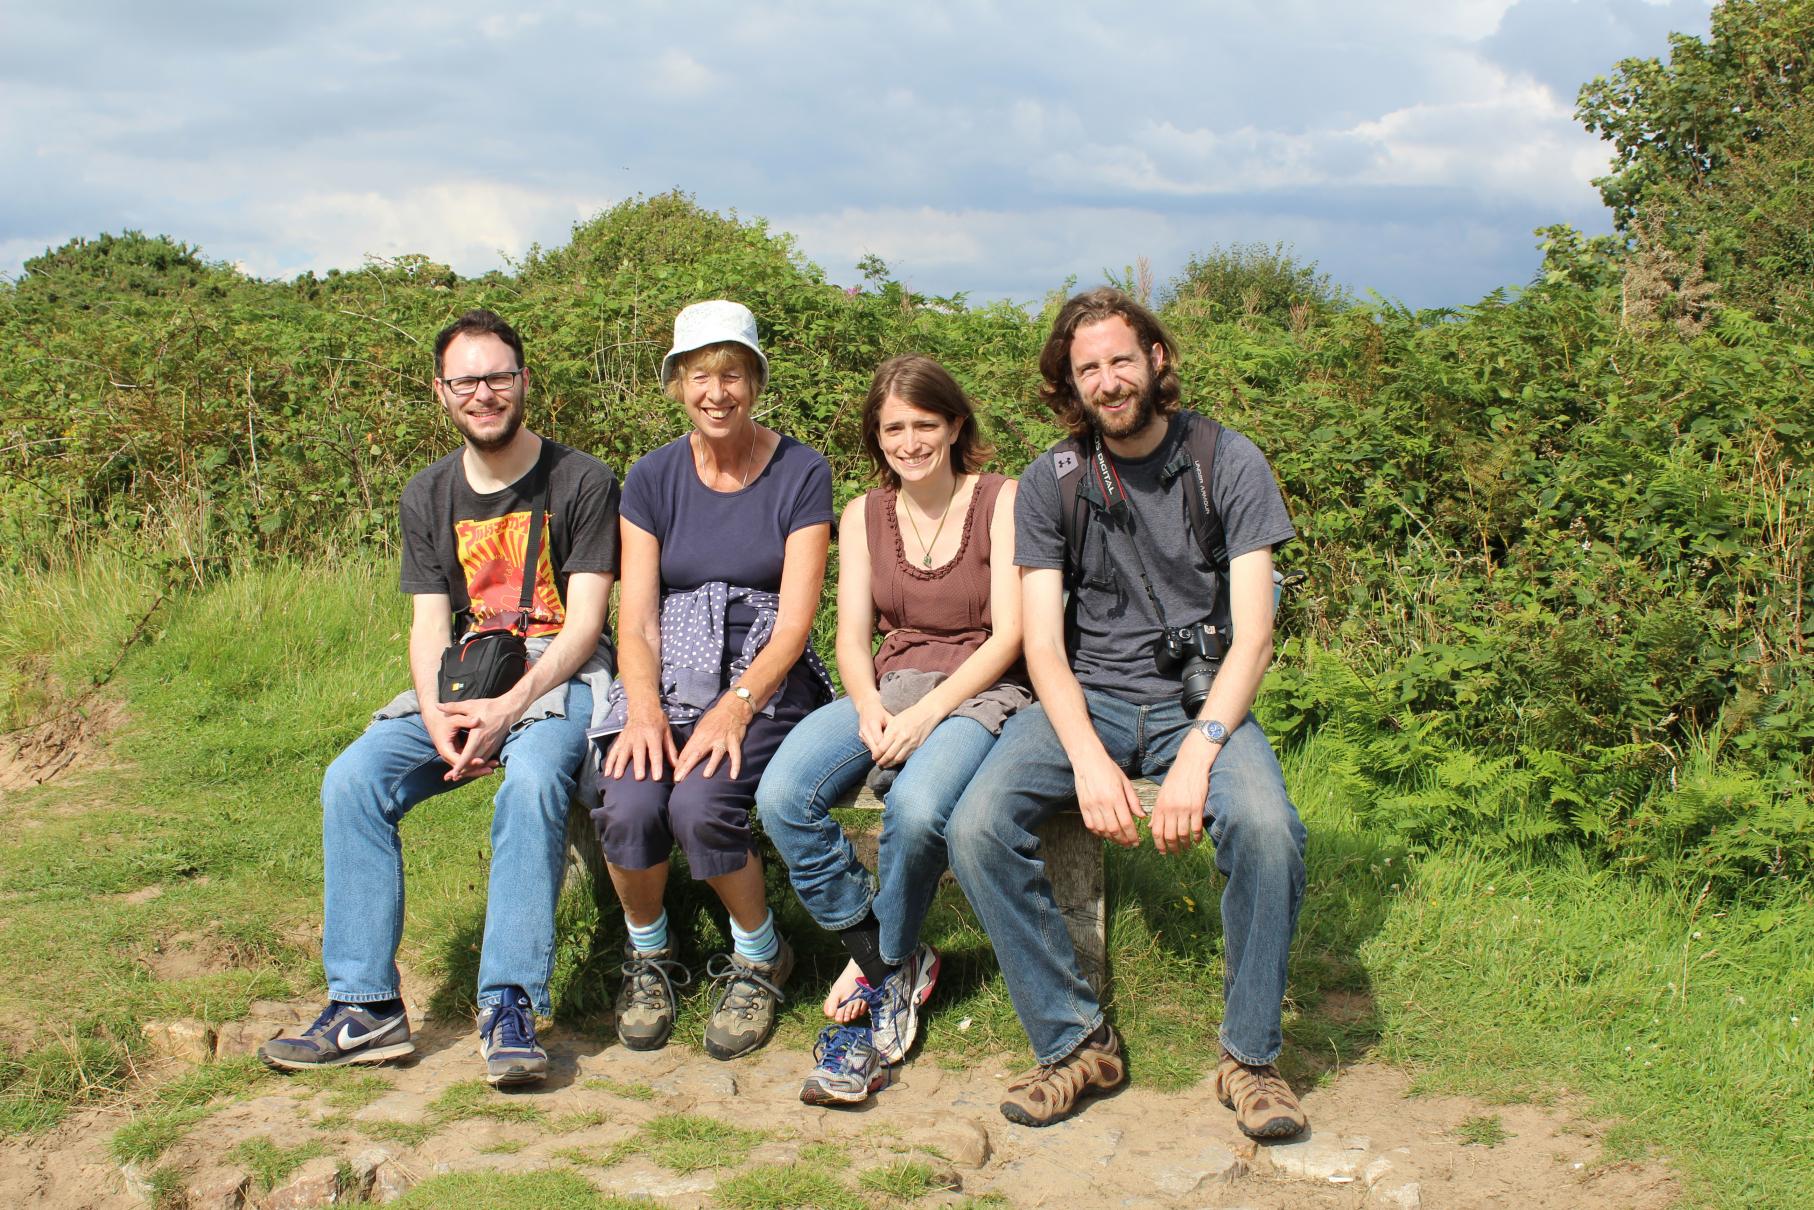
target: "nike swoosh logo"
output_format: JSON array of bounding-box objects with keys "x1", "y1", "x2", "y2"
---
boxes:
[{"x1": 336, "y1": 1020, "x2": 390, "y2": 1049}]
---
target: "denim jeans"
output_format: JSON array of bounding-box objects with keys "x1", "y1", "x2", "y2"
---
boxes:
[
  {"x1": 320, "y1": 680, "x2": 593, "y2": 1016},
  {"x1": 946, "y1": 690, "x2": 1305, "y2": 1066},
  {"x1": 756, "y1": 695, "x2": 999, "y2": 966}
]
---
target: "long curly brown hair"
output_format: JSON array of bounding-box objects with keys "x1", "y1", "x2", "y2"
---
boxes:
[{"x1": 1037, "y1": 288, "x2": 1181, "y2": 438}]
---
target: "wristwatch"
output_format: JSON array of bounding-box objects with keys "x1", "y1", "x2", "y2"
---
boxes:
[
  {"x1": 729, "y1": 685, "x2": 755, "y2": 712},
  {"x1": 1194, "y1": 719, "x2": 1229, "y2": 746}
]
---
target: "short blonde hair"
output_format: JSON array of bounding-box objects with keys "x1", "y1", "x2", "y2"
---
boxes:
[{"x1": 663, "y1": 342, "x2": 764, "y2": 403}]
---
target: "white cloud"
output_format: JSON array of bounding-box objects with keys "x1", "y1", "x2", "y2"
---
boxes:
[
  {"x1": 651, "y1": 49, "x2": 715, "y2": 97},
  {"x1": 245, "y1": 183, "x2": 608, "y2": 278}
]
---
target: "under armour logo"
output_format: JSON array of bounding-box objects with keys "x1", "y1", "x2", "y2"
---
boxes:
[{"x1": 1054, "y1": 450, "x2": 1080, "y2": 477}]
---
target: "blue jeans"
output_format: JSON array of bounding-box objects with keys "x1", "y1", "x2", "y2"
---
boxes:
[
  {"x1": 757, "y1": 695, "x2": 999, "y2": 966},
  {"x1": 946, "y1": 691, "x2": 1305, "y2": 1066},
  {"x1": 320, "y1": 681, "x2": 593, "y2": 1016}
]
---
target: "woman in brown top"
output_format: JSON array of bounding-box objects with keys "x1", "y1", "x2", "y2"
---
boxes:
[{"x1": 756, "y1": 354, "x2": 1029, "y2": 1106}]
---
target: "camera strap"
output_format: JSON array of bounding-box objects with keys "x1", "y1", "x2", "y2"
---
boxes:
[
  {"x1": 1090, "y1": 432, "x2": 1175, "y2": 633},
  {"x1": 512, "y1": 446, "x2": 552, "y2": 635}
]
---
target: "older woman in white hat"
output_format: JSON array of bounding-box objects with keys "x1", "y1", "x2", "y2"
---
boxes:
[{"x1": 591, "y1": 300, "x2": 834, "y2": 1059}]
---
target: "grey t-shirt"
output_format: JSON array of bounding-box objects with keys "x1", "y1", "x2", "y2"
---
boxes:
[{"x1": 1015, "y1": 412, "x2": 1295, "y2": 704}]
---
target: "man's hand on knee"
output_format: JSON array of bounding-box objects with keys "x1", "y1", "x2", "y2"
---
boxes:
[
  {"x1": 1074, "y1": 752, "x2": 1142, "y2": 847},
  {"x1": 1149, "y1": 759, "x2": 1208, "y2": 855}
]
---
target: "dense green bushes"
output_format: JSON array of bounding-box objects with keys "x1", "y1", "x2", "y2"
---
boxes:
[{"x1": 4, "y1": 192, "x2": 1809, "y2": 891}]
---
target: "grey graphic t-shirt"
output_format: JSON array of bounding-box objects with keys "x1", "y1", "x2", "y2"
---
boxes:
[{"x1": 1015, "y1": 412, "x2": 1295, "y2": 704}]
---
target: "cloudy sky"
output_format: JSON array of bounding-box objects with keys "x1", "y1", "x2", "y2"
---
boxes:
[{"x1": 1, "y1": 0, "x2": 1710, "y2": 308}]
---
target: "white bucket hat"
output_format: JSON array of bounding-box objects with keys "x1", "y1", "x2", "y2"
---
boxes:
[{"x1": 659, "y1": 300, "x2": 770, "y2": 390}]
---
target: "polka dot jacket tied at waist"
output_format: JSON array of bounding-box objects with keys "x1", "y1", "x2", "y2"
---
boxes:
[{"x1": 587, "y1": 580, "x2": 832, "y2": 740}]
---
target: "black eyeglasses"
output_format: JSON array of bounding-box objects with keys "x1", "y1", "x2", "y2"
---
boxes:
[{"x1": 439, "y1": 369, "x2": 525, "y2": 397}]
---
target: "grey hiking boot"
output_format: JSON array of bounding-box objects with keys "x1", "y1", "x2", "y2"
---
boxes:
[
  {"x1": 702, "y1": 937, "x2": 794, "y2": 1060},
  {"x1": 260, "y1": 1002, "x2": 414, "y2": 1071},
  {"x1": 615, "y1": 943, "x2": 691, "y2": 1052}
]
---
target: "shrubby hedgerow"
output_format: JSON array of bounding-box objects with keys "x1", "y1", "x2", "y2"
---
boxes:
[{"x1": 3, "y1": 192, "x2": 1808, "y2": 890}]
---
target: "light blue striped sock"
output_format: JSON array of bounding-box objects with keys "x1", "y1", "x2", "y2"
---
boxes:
[
  {"x1": 730, "y1": 910, "x2": 779, "y2": 965},
  {"x1": 626, "y1": 911, "x2": 669, "y2": 956}
]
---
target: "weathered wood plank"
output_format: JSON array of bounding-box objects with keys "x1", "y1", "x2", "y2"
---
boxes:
[{"x1": 562, "y1": 780, "x2": 1158, "y2": 999}]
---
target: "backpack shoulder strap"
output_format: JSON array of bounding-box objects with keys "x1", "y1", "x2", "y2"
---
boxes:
[
  {"x1": 1051, "y1": 437, "x2": 1090, "y2": 591},
  {"x1": 1177, "y1": 411, "x2": 1226, "y2": 571}
]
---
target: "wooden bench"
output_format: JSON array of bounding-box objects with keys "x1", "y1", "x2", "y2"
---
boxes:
[{"x1": 565, "y1": 781, "x2": 1165, "y2": 998}]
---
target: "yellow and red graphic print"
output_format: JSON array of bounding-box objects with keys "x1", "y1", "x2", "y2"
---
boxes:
[{"x1": 455, "y1": 510, "x2": 563, "y2": 636}]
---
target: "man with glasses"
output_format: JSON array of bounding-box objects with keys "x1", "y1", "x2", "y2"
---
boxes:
[{"x1": 262, "y1": 309, "x2": 620, "y2": 1085}]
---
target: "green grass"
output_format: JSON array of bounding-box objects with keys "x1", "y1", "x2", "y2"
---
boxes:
[
  {"x1": 616, "y1": 1112, "x2": 766, "y2": 1174},
  {"x1": 108, "y1": 1057, "x2": 273, "y2": 1164},
  {"x1": 715, "y1": 1163, "x2": 865, "y2": 1210},
  {"x1": 1455, "y1": 1114, "x2": 1509, "y2": 1147},
  {"x1": 391, "y1": 1169, "x2": 657, "y2": 1209},
  {"x1": 230, "y1": 1135, "x2": 328, "y2": 1192},
  {"x1": 428, "y1": 1079, "x2": 548, "y2": 1126},
  {"x1": 1366, "y1": 848, "x2": 1814, "y2": 1208},
  {"x1": 858, "y1": 1160, "x2": 942, "y2": 1199},
  {"x1": 290, "y1": 1066, "x2": 394, "y2": 1111},
  {"x1": 5, "y1": 558, "x2": 1814, "y2": 1208},
  {"x1": 551, "y1": 1107, "x2": 612, "y2": 1132}
]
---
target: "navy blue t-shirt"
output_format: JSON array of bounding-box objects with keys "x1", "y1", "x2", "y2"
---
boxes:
[{"x1": 622, "y1": 433, "x2": 833, "y2": 647}]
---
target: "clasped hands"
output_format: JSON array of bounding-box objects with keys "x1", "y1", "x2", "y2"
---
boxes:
[
  {"x1": 856, "y1": 699, "x2": 939, "y2": 770},
  {"x1": 427, "y1": 696, "x2": 520, "y2": 783}
]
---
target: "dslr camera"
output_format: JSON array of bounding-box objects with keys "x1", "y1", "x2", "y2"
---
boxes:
[{"x1": 1154, "y1": 621, "x2": 1228, "y2": 715}]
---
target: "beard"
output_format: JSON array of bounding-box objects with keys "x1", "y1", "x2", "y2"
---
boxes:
[
  {"x1": 449, "y1": 397, "x2": 524, "y2": 452},
  {"x1": 1082, "y1": 377, "x2": 1160, "y2": 440}
]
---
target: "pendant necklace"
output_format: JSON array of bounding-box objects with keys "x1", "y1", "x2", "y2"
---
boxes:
[
  {"x1": 696, "y1": 425, "x2": 758, "y2": 489},
  {"x1": 901, "y1": 476, "x2": 961, "y2": 568}
]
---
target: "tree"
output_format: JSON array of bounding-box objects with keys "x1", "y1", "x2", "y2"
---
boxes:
[
  {"x1": 1160, "y1": 241, "x2": 1346, "y2": 328},
  {"x1": 1677, "y1": 96, "x2": 1814, "y2": 318},
  {"x1": 1577, "y1": 0, "x2": 1814, "y2": 231}
]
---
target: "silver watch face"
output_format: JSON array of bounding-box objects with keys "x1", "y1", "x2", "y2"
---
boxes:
[{"x1": 1199, "y1": 719, "x2": 1228, "y2": 744}]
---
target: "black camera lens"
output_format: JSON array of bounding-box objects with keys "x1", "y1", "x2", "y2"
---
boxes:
[
  {"x1": 1154, "y1": 623, "x2": 1222, "y2": 714},
  {"x1": 1179, "y1": 658, "x2": 1215, "y2": 715}
]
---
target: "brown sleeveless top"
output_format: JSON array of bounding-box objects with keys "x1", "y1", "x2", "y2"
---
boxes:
[{"x1": 868, "y1": 472, "x2": 1015, "y2": 680}]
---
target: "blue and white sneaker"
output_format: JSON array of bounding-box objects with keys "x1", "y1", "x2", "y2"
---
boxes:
[
  {"x1": 867, "y1": 944, "x2": 941, "y2": 1064},
  {"x1": 477, "y1": 987, "x2": 547, "y2": 1086},
  {"x1": 260, "y1": 1002, "x2": 414, "y2": 1071},
  {"x1": 799, "y1": 1025, "x2": 887, "y2": 1106}
]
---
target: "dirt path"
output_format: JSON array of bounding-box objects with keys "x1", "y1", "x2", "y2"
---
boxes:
[{"x1": 0, "y1": 1003, "x2": 1681, "y2": 1210}]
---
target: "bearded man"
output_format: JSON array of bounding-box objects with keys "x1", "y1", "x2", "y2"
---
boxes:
[
  {"x1": 947, "y1": 288, "x2": 1308, "y2": 1136},
  {"x1": 262, "y1": 309, "x2": 620, "y2": 1086}
]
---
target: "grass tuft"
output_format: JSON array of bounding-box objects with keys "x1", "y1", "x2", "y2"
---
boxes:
[
  {"x1": 859, "y1": 1160, "x2": 942, "y2": 1199},
  {"x1": 715, "y1": 1162, "x2": 864, "y2": 1210},
  {"x1": 108, "y1": 1057, "x2": 275, "y2": 1163},
  {"x1": 1455, "y1": 1114, "x2": 1509, "y2": 1147},
  {"x1": 230, "y1": 1135, "x2": 327, "y2": 1192},
  {"x1": 390, "y1": 1168, "x2": 658, "y2": 1208},
  {"x1": 614, "y1": 1112, "x2": 765, "y2": 1174},
  {"x1": 290, "y1": 1066, "x2": 393, "y2": 1111},
  {"x1": 551, "y1": 1107, "x2": 611, "y2": 1132}
]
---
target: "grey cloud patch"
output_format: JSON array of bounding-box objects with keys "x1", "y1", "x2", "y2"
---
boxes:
[
  {"x1": 1, "y1": 1, "x2": 1709, "y2": 307},
  {"x1": 1482, "y1": 0, "x2": 1713, "y2": 100}
]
